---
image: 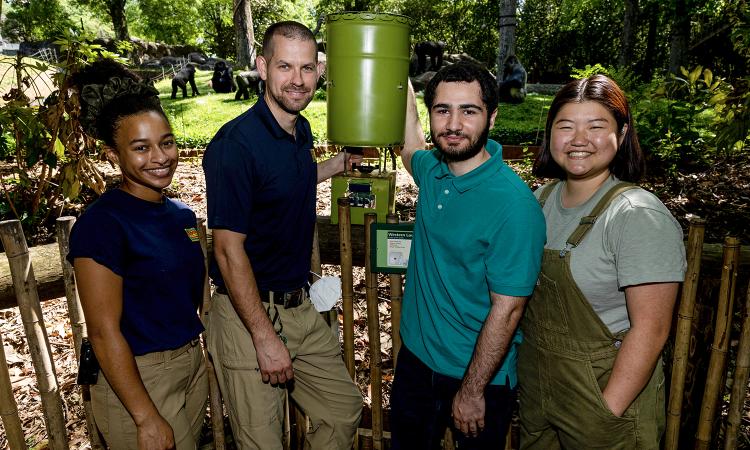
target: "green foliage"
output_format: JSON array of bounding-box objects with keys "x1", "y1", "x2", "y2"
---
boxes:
[
  {"x1": 633, "y1": 66, "x2": 735, "y2": 175},
  {"x1": 571, "y1": 63, "x2": 641, "y2": 96},
  {"x1": 397, "y1": 0, "x2": 499, "y2": 67},
  {"x1": 570, "y1": 63, "x2": 609, "y2": 79},
  {"x1": 137, "y1": 0, "x2": 201, "y2": 46},
  {"x1": 0, "y1": 29, "x2": 117, "y2": 241},
  {"x1": 517, "y1": 0, "x2": 622, "y2": 82},
  {"x1": 3, "y1": 0, "x2": 73, "y2": 41},
  {"x1": 197, "y1": 0, "x2": 234, "y2": 58}
]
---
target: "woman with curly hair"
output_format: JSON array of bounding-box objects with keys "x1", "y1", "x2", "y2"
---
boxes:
[{"x1": 67, "y1": 59, "x2": 207, "y2": 450}]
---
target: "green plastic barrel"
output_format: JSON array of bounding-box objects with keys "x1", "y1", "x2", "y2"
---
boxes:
[{"x1": 326, "y1": 12, "x2": 411, "y2": 147}]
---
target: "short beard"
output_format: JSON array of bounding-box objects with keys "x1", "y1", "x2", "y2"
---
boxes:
[
  {"x1": 269, "y1": 87, "x2": 313, "y2": 116},
  {"x1": 433, "y1": 121, "x2": 491, "y2": 163}
]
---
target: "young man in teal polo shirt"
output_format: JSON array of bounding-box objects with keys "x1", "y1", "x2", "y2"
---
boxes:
[{"x1": 391, "y1": 62, "x2": 546, "y2": 449}]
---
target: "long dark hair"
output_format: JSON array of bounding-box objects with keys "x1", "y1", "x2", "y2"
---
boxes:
[
  {"x1": 71, "y1": 59, "x2": 167, "y2": 148},
  {"x1": 533, "y1": 74, "x2": 645, "y2": 182}
]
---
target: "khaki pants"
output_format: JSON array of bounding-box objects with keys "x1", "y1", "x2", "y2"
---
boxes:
[
  {"x1": 207, "y1": 292, "x2": 362, "y2": 450},
  {"x1": 91, "y1": 339, "x2": 208, "y2": 450}
]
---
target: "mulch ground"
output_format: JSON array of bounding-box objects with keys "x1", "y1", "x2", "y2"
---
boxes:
[{"x1": 0, "y1": 152, "x2": 748, "y2": 449}]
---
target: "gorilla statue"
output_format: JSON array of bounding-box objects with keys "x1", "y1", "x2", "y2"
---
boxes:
[
  {"x1": 235, "y1": 70, "x2": 263, "y2": 100},
  {"x1": 498, "y1": 54, "x2": 528, "y2": 104},
  {"x1": 414, "y1": 41, "x2": 446, "y2": 75},
  {"x1": 211, "y1": 60, "x2": 236, "y2": 94},
  {"x1": 171, "y1": 63, "x2": 200, "y2": 99}
]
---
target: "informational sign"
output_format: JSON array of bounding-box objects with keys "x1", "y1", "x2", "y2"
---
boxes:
[{"x1": 370, "y1": 223, "x2": 414, "y2": 274}]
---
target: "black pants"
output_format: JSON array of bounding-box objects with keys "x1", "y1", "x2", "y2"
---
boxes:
[{"x1": 391, "y1": 345, "x2": 515, "y2": 450}]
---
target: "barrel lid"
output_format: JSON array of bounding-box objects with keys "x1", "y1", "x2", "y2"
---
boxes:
[{"x1": 326, "y1": 11, "x2": 412, "y2": 26}]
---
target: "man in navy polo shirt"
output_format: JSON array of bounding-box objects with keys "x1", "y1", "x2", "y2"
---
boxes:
[
  {"x1": 202, "y1": 21, "x2": 362, "y2": 449},
  {"x1": 391, "y1": 62, "x2": 546, "y2": 449}
]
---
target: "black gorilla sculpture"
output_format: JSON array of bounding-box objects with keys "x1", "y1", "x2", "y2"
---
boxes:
[
  {"x1": 235, "y1": 70, "x2": 262, "y2": 100},
  {"x1": 414, "y1": 41, "x2": 445, "y2": 74},
  {"x1": 498, "y1": 55, "x2": 527, "y2": 104},
  {"x1": 171, "y1": 63, "x2": 199, "y2": 99},
  {"x1": 211, "y1": 61, "x2": 236, "y2": 94}
]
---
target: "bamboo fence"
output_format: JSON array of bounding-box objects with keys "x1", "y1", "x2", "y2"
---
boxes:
[
  {"x1": 0, "y1": 219, "x2": 68, "y2": 450},
  {"x1": 387, "y1": 213, "x2": 403, "y2": 366},
  {"x1": 1, "y1": 216, "x2": 749, "y2": 449},
  {"x1": 55, "y1": 217, "x2": 103, "y2": 450},
  {"x1": 665, "y1": 217, "x2": 706, "y2": 450},
  {"x1": 364, "y1": 213, "x2": 384, "y2": 450},
  {"x1": 338, "y1": 198, "x2": 356, "y2": 379},
  {"x1": 196, "y1": 218, "x2": 226, "y2": 450},
  {"x1": 695, "y1": 236, "x2": 741, "y2": 450},
  {"x1": 724, "y1": 277, "x2": 750, "y2": 450},
  {"x1": 0, "y1": 329, "x2": 25, "y2": 449}
]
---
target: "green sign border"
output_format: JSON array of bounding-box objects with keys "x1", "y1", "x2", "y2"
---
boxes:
[{"x1": 369, "y1": 222, "x2": 414, "y2": 274}]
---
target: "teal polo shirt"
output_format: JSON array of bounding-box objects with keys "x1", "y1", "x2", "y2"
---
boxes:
[{"x1": 400, "y1": 139, "x2": 545, "y2": 387}]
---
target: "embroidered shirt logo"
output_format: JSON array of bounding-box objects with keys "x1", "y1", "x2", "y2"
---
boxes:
[{"x1": 185, "y1": 227, "x2": 200, "y2": 242}]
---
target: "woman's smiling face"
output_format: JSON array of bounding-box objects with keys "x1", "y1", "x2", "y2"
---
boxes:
[{"x1": 549, "y1": 101, "x2": 626, "y2": 181}]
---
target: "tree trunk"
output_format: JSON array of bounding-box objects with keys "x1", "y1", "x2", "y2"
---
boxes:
[
  {"x1": 497, "y1": 0, "x2": 518, "y2": 83},
  {"x1": 669, "y1": 0, "x2": 690, "y2": 74},
  {"x1": 642, "y1": 1, "x2": 660, "y2": 78},
  {"x1": 618, "y1": 0, "x2": 639, "y2": 68},
  {"x1": 234, "y1": 0, "x2": 255, "y2": 70},
  {"x1": 108, "y1": 0, "x2": 129, "y2": 41}
]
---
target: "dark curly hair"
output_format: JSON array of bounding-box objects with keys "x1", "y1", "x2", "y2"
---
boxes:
[
  {"x1": 71, "y1": 59, "x2": 168, "y2": 148},
  {"x1": 533, "y1": 74, "x2": 645, "y2": 182}
]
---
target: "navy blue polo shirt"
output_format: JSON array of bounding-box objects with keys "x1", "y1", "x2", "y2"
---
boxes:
[
  {"x1": 67, "y1": 189, "x2": 205, "y2": 356},
  {"x1": 203, "y1": 95, "x2": 317, "y2": 291}
]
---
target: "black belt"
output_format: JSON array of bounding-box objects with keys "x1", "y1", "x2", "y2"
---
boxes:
[{"x1": 214, "y1": 285, "x2": 307, "y2": 309}]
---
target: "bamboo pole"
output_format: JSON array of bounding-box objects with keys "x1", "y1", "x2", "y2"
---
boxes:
[
  {"x1": 724, "y1": 276, "x2": 750, "y2": 450},
  {"x1": 54, "y1": 217, "x2": 104, "y2": 450},
  {"x1": 665, "y1": 217, "x2": 706, "y2": 450},
  {"x1": 695, "y1": 236, "x2": 741, "y2": 450},
  {"x1": 0, "y1": 219, "x2": 68, "y2": 450},
  {"x1": 386, "y1": 214, "x2": 403, "y2": 368},
  {"x1": 364, "y1": 213, "x2": 383, "y2": 450},
  {"x1": 196, "y1": 218, "x2": 226, "y2": 450},
  {"x1": 338, "y1": 198, "x2": 355, "y2": 379},
  {"x1": 283, "y1": 391, "x2": 291, "y2": 450},
  {"x1": 0, "y1": 331, "x2": 25, "y2": 449}
]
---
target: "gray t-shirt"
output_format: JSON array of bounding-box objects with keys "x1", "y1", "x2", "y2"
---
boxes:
[{"x1": 536, "y1": 176, "x2": 687, "y2": 333}]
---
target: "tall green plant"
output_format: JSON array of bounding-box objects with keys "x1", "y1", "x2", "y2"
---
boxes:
[
  {"x1": 633, "y1": 66, "x2": 731, "y2": 175},
  {"x1": 0, "y1": 29, "x2": 117, "y2": 241}
]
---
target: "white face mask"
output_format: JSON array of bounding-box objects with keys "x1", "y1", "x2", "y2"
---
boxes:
[{"x1": 309, "y1": 276, "x2": 342, "y2": 312}]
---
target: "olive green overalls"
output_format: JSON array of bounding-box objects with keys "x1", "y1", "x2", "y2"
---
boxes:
[{"x1": 518, "y1": 181, "x2": 666, "y2": 450}]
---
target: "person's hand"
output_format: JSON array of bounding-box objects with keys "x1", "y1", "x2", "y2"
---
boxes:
[
  {"x1": 452, "y1": 387, "x2": 486, "y2": 438},
  {"x1": 341, "y1": 151, "x2": 363, "y2": 172},
  {"x1": 136, "y1": 412, "x2": 175, "y2": 450},
  {"x1": 254, "y1": 334, "x2": 294, "y2": 384},
  {"x1": 602, "y1": 390, "x2": 627, "y2": 417}
]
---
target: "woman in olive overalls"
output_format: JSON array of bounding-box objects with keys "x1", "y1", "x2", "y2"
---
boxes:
[{"x1": 518, "y1": 75, "x2": 686, "y2": 449}]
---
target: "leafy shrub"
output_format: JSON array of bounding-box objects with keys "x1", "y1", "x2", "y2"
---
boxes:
[
  {"x1": 571, "y1": 64, "x2": 642, "y2": 96},
  {"x1": 0, "y1": 29, "x2": 119, "y2": 241},
  {"x1": 633, "y1": 66, "x2": 731, "y2": 175}
]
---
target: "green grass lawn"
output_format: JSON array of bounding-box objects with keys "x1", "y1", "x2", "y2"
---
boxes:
[
  {"x1": 155, "y1": 70, "x2": 551, "y2": 148},
  {"x1": 491, "y1": 93, "x2": 553, "y2": 145}
]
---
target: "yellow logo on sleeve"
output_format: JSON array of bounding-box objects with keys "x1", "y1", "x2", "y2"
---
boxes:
[{"x1": 185, "y1": 227, "x2": 200, "y2": 242}]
